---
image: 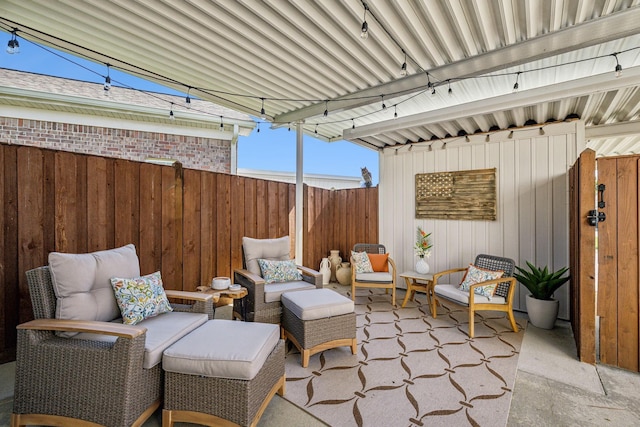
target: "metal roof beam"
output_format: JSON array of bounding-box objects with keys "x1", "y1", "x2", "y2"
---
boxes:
[
  {"x1": 586, "y1": 121, "x2": 640, "y2": 139},
  {"x1": 275, "y1": 6, "x2": 640, "y2": 124},
  {"x1": 343, "y1": 66, "x2": 640, "y2": 140}
]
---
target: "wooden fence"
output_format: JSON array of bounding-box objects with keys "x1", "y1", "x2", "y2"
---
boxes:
[{"x1": 0, "y1": 144, "x2": 378, "y2": 362}]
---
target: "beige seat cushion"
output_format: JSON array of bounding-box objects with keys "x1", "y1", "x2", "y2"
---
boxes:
[
  {"x1": 242, "y1": 236, "x2": 290, "y2": 276},
  {"x1": 281, "y1": 288, "x2": 354, "y2": 321},
  {"x1": 355, "y1": 272, "x2": 393, "y2": 283},
  {"x1": 48, "y1": 244, "x2": 140, "y2": 337},
  {"x1": 163, "y1": 320, "x2": 280, "y2": 380},
  {"x1": 74, "y1": 311, "x2": 208, "y2": 369},
  {"x1": 434, "y1": 284, "x2": 506, "y2": 305},
  {"x1": 263, "y1": 280, "x2": 316, "y2": 303}
]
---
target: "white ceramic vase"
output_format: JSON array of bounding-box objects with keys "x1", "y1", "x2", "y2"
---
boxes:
[
  {"x1": 416, "y1": 257, "x2": 430, "y2": 274},
  {"x1": 319, "y1": 257, "x2": 331, "y2": 285}
]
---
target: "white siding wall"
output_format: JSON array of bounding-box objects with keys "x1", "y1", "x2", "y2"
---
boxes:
[{"x1": 379, "y1": 120, "x2": 587, "y2": 319}]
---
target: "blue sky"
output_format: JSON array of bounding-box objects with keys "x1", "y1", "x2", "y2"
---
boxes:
[{"x1": 2, "y1": 35, "x2": 379, "y2": 184}]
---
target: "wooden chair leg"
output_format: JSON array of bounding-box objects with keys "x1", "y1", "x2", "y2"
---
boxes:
[
  {"x1": 468, "y1": 308, "x2": 475, "y2": 338},
  {"x1": 350, "y1": 338, "x2": 358, "y2": 355},
  {"x1": 507, "y1": 310, "x2": 518, "y2": 333}
]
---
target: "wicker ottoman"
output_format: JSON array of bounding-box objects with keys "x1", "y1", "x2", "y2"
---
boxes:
[
  {"x1": 162, "y1": 320, "x2": 285, "y2": 427},
  {"x1": 281, "y1": 288, "x2": 357, "y2": 367}
]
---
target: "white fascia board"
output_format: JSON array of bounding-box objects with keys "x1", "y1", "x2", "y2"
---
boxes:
[
  {"x1": 344, "y1": 66, "x2": 640, "y2": 140},
  {"x1": 0, "y1": 105, "x2": 233, "y2": 140},
  {"x1": 0, "y1": 86, "x2": 256, "y2": 130}
]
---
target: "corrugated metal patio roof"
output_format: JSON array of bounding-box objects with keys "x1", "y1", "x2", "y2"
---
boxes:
[{"x1": 1, "y1": 0, "x2": 639, "y2": 156}]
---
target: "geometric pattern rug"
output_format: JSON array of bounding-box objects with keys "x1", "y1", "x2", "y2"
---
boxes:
[{"x1": 283, "y1": 289, "x2": 525, "y2": 427}]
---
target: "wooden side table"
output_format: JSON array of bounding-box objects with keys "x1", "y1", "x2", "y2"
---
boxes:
[
  {"x1": 196, "y1": 285, "x2": 249, "y2": 320},
  {"x1": 400, "y1": 271, "x2": 434, "y2": 308}
]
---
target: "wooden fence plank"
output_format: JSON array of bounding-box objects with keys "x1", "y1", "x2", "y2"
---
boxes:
[
  {"x1": 114, "y1": 160, "x2": 140, "y2": 248},
  {"x1": 87, "y1": 157, "x2": 110, "y2": 252},
  {"x1": 597, "y1": 157, "x2": 618, "y2": 366},
  {"x1": 256, "y1": 180, "x2": 267, "y2": 238},
  {"x1": 139, "y1": 163, "x2": 163, "y2": 275},
  {"x1": 200, "y1": 172, "x2": 216, "y2": 284},
  {"x1": 616, "y1": 157, "x2": 639, "y2": 371},
  {"x1": 54, "y1": 151, "x2": 78, "y2": 253},
  {"x1": 216, "y1": 173, "x2": 231, "y2": 278},
  {"x1": 244, "y1": 178, "x2": 257, "y2": 239},
  {"x1": 182, "y1": 169, "x2": 201, "y2": 290},
  {"x1": 160, "y1": 164, "x2": 180, "y2": 289},
  {"x1": 231, "y1": 176, "x2": 245, "y2": 273}
]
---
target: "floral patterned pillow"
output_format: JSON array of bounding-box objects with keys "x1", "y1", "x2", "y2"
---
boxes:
[
  {"x1": 351, "y1": 251, "x2": 374, "y2": 273},
  {"x1": 110, "y1": 271, "x2": 173, "y2": 325},
  {"x1": 257, "y1": 259, "x2": 302, "y2": 284},
  {"x1": 458, "y1": 264, "x2": 504, "y2": 300}
]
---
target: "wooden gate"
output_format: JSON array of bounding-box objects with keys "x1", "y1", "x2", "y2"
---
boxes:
[
  {"x1": 569, "y1": 149, "x2": 597, "y2": 364},
  {"x1": 597, "y1": 155, "x2": 640, "y2": 372}
]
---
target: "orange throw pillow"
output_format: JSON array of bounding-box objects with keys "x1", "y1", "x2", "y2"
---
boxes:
[{"x1": 367, "y1": 253, "x2": 389, "y2": 272}]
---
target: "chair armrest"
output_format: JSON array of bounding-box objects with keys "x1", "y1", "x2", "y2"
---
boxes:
[
  {"x1": 298, "y1": 265, "x2": 322, "y2": 287},
  {"x1": 234, "y1": 268, "x2": 265, "y2": 285},
  {"x1": 17, "y1": 318, "x2": 146, "y2": 339},
  {"x1": 432, "y1": 267, "x2": 468, "y2": 284},
  {"x1": 387, "y1": 257, "x2": 397, "y2": 275},
  {"x1": 165, "y1": 290, "x2": 214, "y2": 302}
]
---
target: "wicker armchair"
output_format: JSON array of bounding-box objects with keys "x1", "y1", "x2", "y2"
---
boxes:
[
  {"x1": 233, "y1": 236, "x2": 322, "y2": 323},
  {"x1": 12, "y1": 262, "x2": 214, "y2": 427},
  {"x1": 430, "y1": 254, "x2": 518, "y2": 338},
  {"x1": 350, "y1": 243, "x2": 397, "y2": 305}
]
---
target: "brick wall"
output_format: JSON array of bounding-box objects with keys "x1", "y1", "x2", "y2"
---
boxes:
[{"x1": 0, "y1": 116, "x2": 231, "y2": 172}]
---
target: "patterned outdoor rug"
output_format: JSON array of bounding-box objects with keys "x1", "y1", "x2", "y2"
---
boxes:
[{"x1": 283, "y1": 289, "x2": 525, "y2": 427}]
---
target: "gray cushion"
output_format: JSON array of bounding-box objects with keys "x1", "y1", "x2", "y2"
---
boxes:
[
  {"x1": 74, "y1": 311, "x2": 208, "y2": 369},
  {"x1": 281, "y1": 288, "x2": 354, "y2": 321},
  {"x1": 263, "y1": 280, "x2": 316, "y2": 303},
  {"x1": 434, "y1": 284, "x2": 506, "y2": 305},
  {"x1": 355, "y1": 272, "x2": 393, "y2": 283},
  {"x1": 242, "y1": 236, "x2": 290, "y2": 276},
  {"x1": 163, "y1": 320, "x2": 280, "y2": 380},
  {"x1": 49, "y1": 244, "x2": 140, "y2": 337}
]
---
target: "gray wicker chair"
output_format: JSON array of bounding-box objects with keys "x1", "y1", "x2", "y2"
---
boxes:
[
  {"x1": 350, "y1": 243, "x2": 397, "y2": 305},
  {"x1": 233, "y1": 236, "x2": 322, "y2": 323},
  {"x1": 430, "y1": 254, "x2": 518, "y2": 338},
  {"x1": 11, "y1": 266, "x2": 214, "y2": 427}
]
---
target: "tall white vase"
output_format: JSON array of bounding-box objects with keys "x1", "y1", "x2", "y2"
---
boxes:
[
  {"x1": 319, "y1": 257, "x2": 331, "y2": 285},
  {"x1": 416, "y1": 257, "x2": 430, "y2": 274}
]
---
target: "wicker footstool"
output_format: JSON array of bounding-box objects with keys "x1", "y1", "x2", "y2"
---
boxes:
[
  {"x1": 281, "y1": 288, "x2": 357, "y2": 367},
  {"x1": 162, "y1": 320, "x2": 285, "y2": 427}
]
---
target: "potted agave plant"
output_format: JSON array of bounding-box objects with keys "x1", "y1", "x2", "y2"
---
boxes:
[{"x1": 513, "y1": 262, "x2": 570, "y2": 329}]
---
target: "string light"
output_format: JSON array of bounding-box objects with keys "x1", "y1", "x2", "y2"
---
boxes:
[
  {"x1": 447, "y1": 79, "x2": 453, "y2": 95},
  {"x1": 539, "y1": 127, "x2": 545, "y2": 135},
  {"x1": 219, "y1": 115, "x2": 224, "y2": 130},
  {"x1": 508, "y1": 130, "x2": 514, "y2": 138},
  {"x1": 408, "y1": 144, "x2": 413, "y2": 151},
  {"x1": 169, "y1": 102, "x2": 175, "y2": 120},
  {"x1": 400, "y1": 51, "x2": 407, "y2": 76},
  {"x1": 314, "y1": 123, "x2": 318, "y2": 134},
  {"x1": 360, "y1": 3, "x2": 369, "y2": 40},
  {"x1": 426, "y1": 72, "x2": 433, "y2": 90},
  {"x1": 6, "y1": 29, "x2": 19, "y2": 54},
  {"x1": 485, "y1": 134, "x2": 490, "y2": 142},
  {"x1": 260, "y1": 97, "x2": 266, "y2": 118},
  {"x1": 323, "y1": 100, "x2": 328, "y2": 117},
  {"x1": 465, "y1": 135, "x2": 470, "y2": 142},
  {"x1": 394, "y1": 105, "x2": 398, "y2": 119},
  {"x1": 612, "y1": 53, "x2": 623, "y2": 77},
  {"x1": 288, "y1": 123, "x2": 291, "y2": 131},
  {"x1": 185, "y1": 87, "x2": 191, "y2": 108},
  {"x1": 381, "y1": 95, "x2": 386, "y2": 110},
  {"x1": 104, "y1": 63, "x2": 111, "y2": 92},
  {"x1": 352, "y1": 119, "x2": 355, "y2": 129},
  {"x1": 257, "y1": 123, "x2": 260, "y2": 133},
  {"x1": 513, "y1": 71, "x2": 521, "y2": 92}
]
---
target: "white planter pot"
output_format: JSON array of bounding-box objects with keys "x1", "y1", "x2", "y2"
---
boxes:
[{"x1": 525, "y1": 294, "x2": 559, "y2": 329}]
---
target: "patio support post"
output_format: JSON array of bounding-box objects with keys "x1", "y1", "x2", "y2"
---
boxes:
[{"x1": 295, "y1": 121, "x2": 304, "y2": 265}]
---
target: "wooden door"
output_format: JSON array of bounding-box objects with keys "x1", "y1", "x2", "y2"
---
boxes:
[
  {"x1": 569, "y1": 149, "x2": 597, "y2": 364},
  {"x1": 597, "y1": 155, "x2": 640, "y2": 372}
]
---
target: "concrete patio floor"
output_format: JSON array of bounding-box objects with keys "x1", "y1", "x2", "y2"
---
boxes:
[{"x1": 2, "y1": 292, "x2": 640, "y2": 426}]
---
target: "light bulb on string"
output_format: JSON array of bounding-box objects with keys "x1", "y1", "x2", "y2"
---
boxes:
[
  {"x1": 447, "y1": 80, "x2": 453, "y2": 96},
  {"x1": 381, "y1": 95, "x2": 386, "y2": 110},
  {"x1": 6, "y1": 29, "x2": 19, "y2": 54},
  {"x1": 314, "y1": 124, "x2": 318, "y2": 135},
  {"x1": 513, "y1": 72, "x2": 521, "y2": 92},
  {"x1": 185, "y1": 87, "x2": 191, "y2": 108},
  {"x1": 169, "y1": 103, "x2": 175, "y2": 120},
  {"x1": 612, "y1": 53, "x2": 622, "y2": 77},
  {"x1": 426, "y1": 72, "x2": 433, "y2": 90},
  {"x1": 352, "y1": 119, "x2": 355, "y2": 129},
  {"x1": 104, "y1": 64, "x2": 111, "y2": 92},
  {"x1": 394, "y1": 105, "x2": 398, "y2": 119},
  {"x1": 257, "y1": 123, "x2": 260, "y2": 133},
  {"x1": 260, "y1": 98, "x2": 266, "y2": 119},
  {"x1": 219, "y1": 116, "x2": 224, "y2": 131},
  {"x1": 360, "y1": 4, "x2": 369, "y2": 39},
  {"x1": 400, "y1": 51, "x2": 407, "y2": 76},
  {"x1": 323, "y1": 100, "x2": 328, "y2": 118}
]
